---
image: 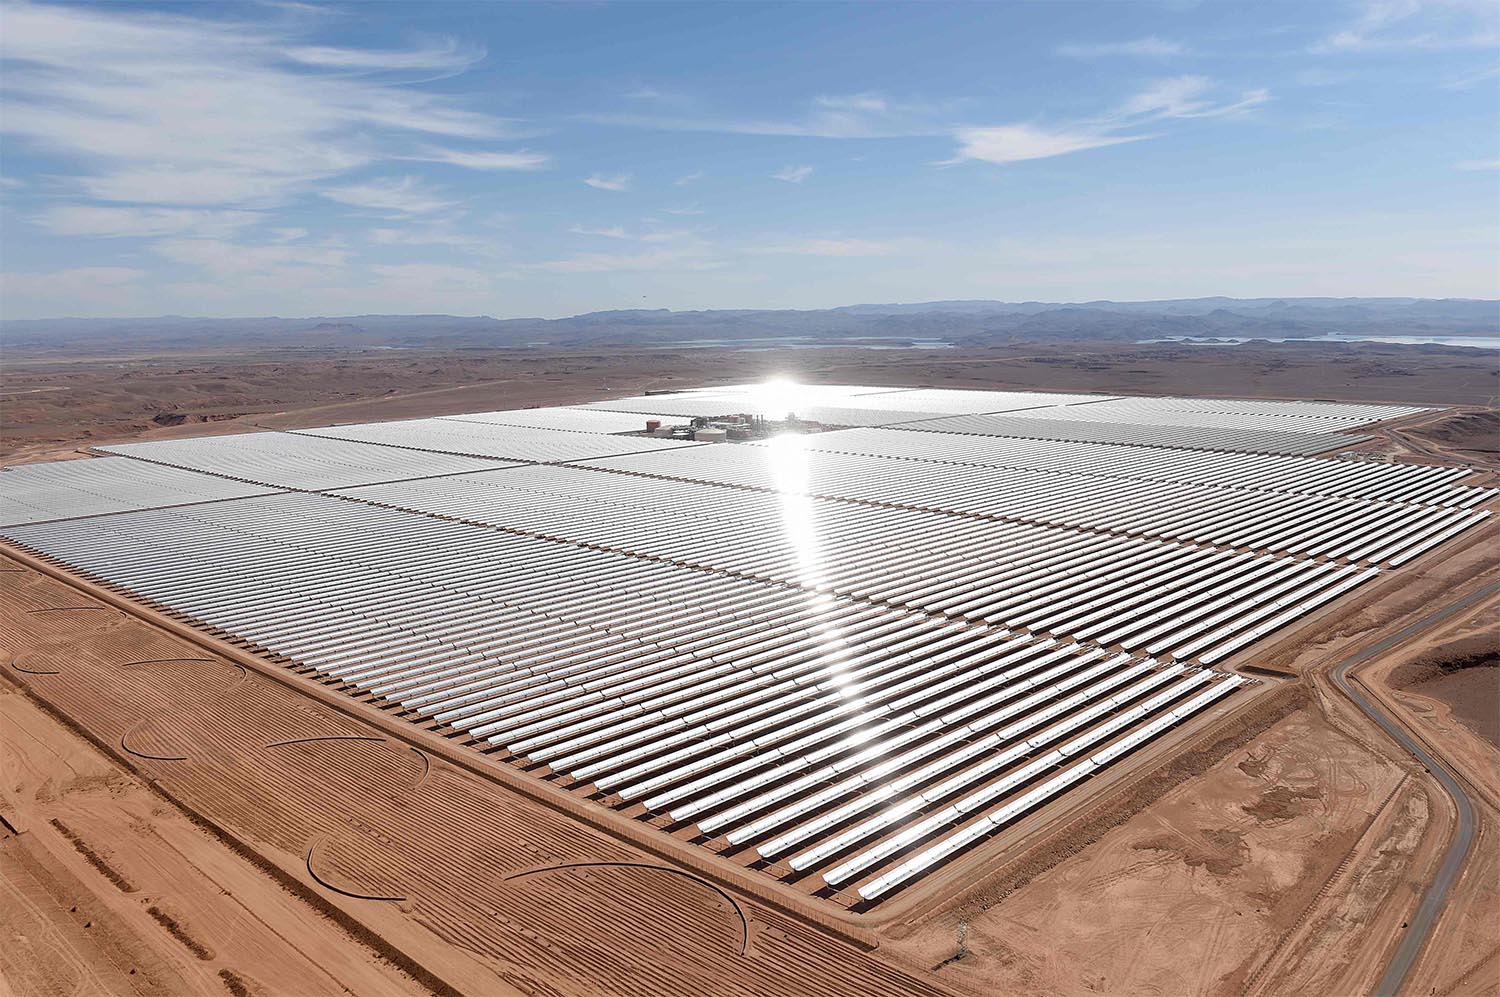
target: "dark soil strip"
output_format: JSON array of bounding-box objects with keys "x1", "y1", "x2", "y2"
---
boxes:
[
  {"x1": 148, "y1": 905, "x2": 214, "y2": 960},
  {"x1": 219, "y1": 969, "x2": 255, "y2": 997},
  {"x1": 49, "y1": 818, "x2": 136, "y2": 893}
]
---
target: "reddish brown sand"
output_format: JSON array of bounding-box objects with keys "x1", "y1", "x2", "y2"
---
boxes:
[{"x1": 881, "y1": 708, "x2": 1439, "y2": 996}]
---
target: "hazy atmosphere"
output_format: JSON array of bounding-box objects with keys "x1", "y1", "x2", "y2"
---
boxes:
[{"x1": 2, "y1": 0, "x2": 1498, "y2": 319}]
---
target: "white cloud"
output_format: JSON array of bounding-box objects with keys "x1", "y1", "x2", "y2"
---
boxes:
[
  {"x1": 1318, "y1": 0, "x2": 1499, "y2": 52},
  {"x1": 415, "y1": 148, "x2": 551, "y2": 170},
  {"x1": 814, "y1": 93, "x2": 889, "y2": 112},
  {"x1": 753, "y1": 237, "x2": 920, "y2": 257},
  {"x1": 1456, "y1": 158, "x2": 1500, "y2": 171},
  {"x1": 949, "y1": 125, "x2": 1149, "y2": 165},
  {"x1": 570, "y1": 224, "x2": 630, "y2": 238},
  {"x1": 531, "y1": 247, "x2": 721, "y2": 273},
  {"x1": 369, "y1": 263, "x2": 495, "y2": 293},
  {"x1": 153, "y1": 238, "x2": 349, "y2": 278},
  {"x1": 674, "y1": 171, "x2": 704, "y2": 186},
  {"x1": 322, "y1": 176, "x2": 455, "y2": 216},
  {"x1": 1119, "y1": 76, "x2": 1269, "y2": 119},
  {"x1": 1057, "y1": 37, "x2": 1187, "y2": 58},
  {"x1": 638, "y1": 227, "x2": 698, "y2": 244},
  {"x1": 0, "y1": 266, "x2": 146, "y2": 314},
  {"x1": 772, "y1": 165, "x2": 815, "y2": 183},
  {"x1": 584, "y1": 173, "x2": 632, "y2": 191},
  {"x1": 584, "y1": 94, "x2": 952, "y2": 140},
  {"x1": 2, "y1": 265, "x2": 144, "y2": 290},
  {"x1": 368, "y1": 224, "x2": 493, "y2": 249},
  {"x1": 33, "y1": 205, "x2": 260, "y2": 238},
  {"x1": 1442, "y1": 64, "x2": 1500, "y2": 89},
  {"x1": 663, "y1": 204, "x2": 704, "y2": 215},
  {"x1": 0, "y1": 2, "x2": 542, "y2": 211},
  {"x1": 284, "y1": 38, "x2": 483, "y2": 72},
  {"x1": 947, "y1": 77, "x2": 1268, "y2": 166}
]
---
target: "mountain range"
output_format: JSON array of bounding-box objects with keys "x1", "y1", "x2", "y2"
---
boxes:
[{"x1": 4, "y1": 297, "x2": 1495, "y2": 352}]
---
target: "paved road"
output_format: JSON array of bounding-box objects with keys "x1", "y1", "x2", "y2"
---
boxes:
[{"x1": 1329, "y1": 580, "x2": 1499, "y2": 997}]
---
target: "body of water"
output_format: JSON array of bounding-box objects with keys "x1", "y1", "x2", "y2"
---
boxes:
[
  {"x1": 1138, "y1": 334, "x2": 1500, "y2": 350},
  {"x1": 642, "y1": 336, "x2": 955, "y2": 352}
]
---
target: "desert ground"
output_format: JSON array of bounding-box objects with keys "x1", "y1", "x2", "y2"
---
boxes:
[
  {"x1": 1, "y1": 340, "x2": 1496, "y2": 996},
  {"x1": 3, "y1": 339, "x2": 1496, "y2": 464}
]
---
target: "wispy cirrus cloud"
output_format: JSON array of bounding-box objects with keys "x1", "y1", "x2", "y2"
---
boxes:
[
  {"x1": 0, "y1": 2, "x2": 542, "y2": 212},
  {"x1": 1057, "y1": 36, "x2": 1187, "y2": 58},
  {"x1": 949, "y1": 126, "x2": 1150, "y2": 166},
  {"x1": 33, "y1": 205, "x2": 261, "y2": 238},
  {"x1": 369, "y1": 262, "x2": 495, "y2": 293},
  {"x1": 752, "y1": 237, "x2": 926, "y2": 257},
  {"x1": 0, "y1": 266, "x2": 147, "y2": 313},
  {"x1": 1119, "y1": 76, "x2": 1269, "y2": 118},
  {"x1": 1316, "y1": 0, "x2": 1499, "y2": 52},
  {"x1": 570, "y1": 224, "x2": 630, "y2": 238},
  {"x1": 772, "y1": 165, "x2": 815, "y2": 183},
  {"x1": 368, "y1": 223, "x2": 497, "y2": 251},
  {"x1": 530, "y1": 246, "x2": 721, "y2": 273},
  {"x1": 413, "y1": 148, "x2": 551, "y2": 170},
  {"x1": 814, "y1": 92, "x2": 889, "y2": 113},
  {"x1": 284, "y1": 38, "x2": 484, "y2": 72},
  {"x1": 584, "y1": 173, "x2": 632, "y2": 191},
  {"x1": 585, "y1": 92, "x2": 951, "y2": 139},
  {"x1": 948, "y1": 76, "x2": 1268, "y2": 166},
  {"x1": 1455, "y1": 158, "x2": 1500, "y2": 171},
  {"x1": 152, "y1": 237, "x2": 350, "y2": 279},
  {"x1": 322, "y1": 176, "x2": 456, "y2": 216},
  {"x1": 1441, "y1": 64, "x2": 1500, "y2": 89}
]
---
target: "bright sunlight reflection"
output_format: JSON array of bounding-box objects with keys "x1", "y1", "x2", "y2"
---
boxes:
[{"x1": 763, "y1": 428, "x2": 864, "y2": 709}]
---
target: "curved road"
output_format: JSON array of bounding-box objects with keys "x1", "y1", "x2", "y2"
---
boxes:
[{"x1": 1329, "y1": 579, "x2": 1498, "y2": 997}]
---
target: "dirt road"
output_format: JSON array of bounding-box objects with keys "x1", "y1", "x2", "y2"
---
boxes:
[{"x1": 1330, "y1": 580, "x2": 1500, "y2": 996}]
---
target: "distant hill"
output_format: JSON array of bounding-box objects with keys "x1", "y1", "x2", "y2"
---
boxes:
[{"x1": 3, "y1": 297, "x2": 1495, "y2": 352}]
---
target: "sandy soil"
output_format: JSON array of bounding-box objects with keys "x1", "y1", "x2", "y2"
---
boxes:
[
  {"x1": 880, "y1": 707, "x2": 1441, "y2": 996},
  {"x1": 0, "y1": 682, "x2": 433, "y2": 997},
  {"x1": 4, "y1": 340, "x2": 1494, "y2": 463},
  {"x1": 0, "y1": 554, "x2": 954, "y2": 997}
]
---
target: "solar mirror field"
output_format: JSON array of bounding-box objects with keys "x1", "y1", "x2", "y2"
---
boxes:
[{"x1": 2, "y1": 384, "x2": 1490, "y2": 909}]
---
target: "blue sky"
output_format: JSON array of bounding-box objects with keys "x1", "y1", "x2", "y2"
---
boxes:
[{"x1": 0, "y1": 0, "x2": 1496, "y2": 319}]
